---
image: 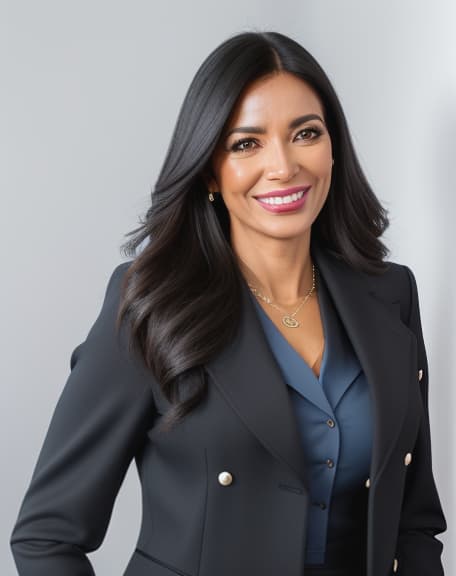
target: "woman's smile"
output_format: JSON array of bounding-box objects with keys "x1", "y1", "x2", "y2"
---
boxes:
[{"x1": 253, "y1": 185, "x2": 311, "y2": 212}]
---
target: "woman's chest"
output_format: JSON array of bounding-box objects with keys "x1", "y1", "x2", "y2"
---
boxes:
[{"x1": 255, "y1": 295, "x2": 325, "y2": 378}]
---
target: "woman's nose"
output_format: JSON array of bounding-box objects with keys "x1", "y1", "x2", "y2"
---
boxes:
[{"x1": 264, "y1": 143, "x2": 300, "y2": 181}]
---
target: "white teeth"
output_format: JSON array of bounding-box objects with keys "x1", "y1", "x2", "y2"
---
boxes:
[{"x1": 258, "y1": 190, "x2": 305, "y2": 205}]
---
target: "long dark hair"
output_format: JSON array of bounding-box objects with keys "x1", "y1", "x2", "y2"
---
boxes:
[{"x1": 117, "y1": 31, "x2": 390, "y2": 431}]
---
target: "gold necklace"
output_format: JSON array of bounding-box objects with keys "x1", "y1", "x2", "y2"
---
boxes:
[{"x1": 247, "y1": 264, "x2": 317, "y2": 328}]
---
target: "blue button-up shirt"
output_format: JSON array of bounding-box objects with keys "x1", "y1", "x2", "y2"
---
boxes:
[{"x1": 250, "y1": 271, "x2": 373, "y2": 564}]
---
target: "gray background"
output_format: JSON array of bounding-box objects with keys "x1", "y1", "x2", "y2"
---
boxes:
[{"x1": 2, "y1": 1, "x2": 454, "y2": 573}]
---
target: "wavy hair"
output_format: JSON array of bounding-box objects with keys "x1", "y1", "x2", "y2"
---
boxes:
[{"x1": 117, "y1": 31, "x2": 390, "y2": 431}]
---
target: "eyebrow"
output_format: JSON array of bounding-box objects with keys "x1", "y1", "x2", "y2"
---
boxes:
[{"x1": 223, "y1": 113, "x2": 326, "y2": 139}]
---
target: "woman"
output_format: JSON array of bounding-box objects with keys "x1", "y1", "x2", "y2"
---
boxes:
[{"x1": 10, "y1": 31, "x2": 446, "y2": 576}]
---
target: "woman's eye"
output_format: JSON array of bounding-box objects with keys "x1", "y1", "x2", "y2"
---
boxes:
[
  {"x1": 295, "y1": 127, "x2": 323, "y2": 141},
  {"x1": 229, "y1": 138, "x2": 258, "y2": 153}
]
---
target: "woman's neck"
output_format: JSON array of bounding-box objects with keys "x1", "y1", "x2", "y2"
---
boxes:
[{"x1": 231, "y1": 230, "x2": 314, "y2": 307}]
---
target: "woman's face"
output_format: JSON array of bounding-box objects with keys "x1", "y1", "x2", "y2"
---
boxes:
[{"x1": 207, "y1": 71, "x2": 333, "y2": 245}]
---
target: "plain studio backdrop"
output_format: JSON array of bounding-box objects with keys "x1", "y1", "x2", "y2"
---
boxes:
[{"x1": 2, "y1": 1, "x2": 454, "y2": 574}]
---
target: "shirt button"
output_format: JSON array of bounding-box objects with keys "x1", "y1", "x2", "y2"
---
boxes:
[
  {"x1": 326, "y1": 418, "x2": 335, "y2": 428},
  {"x1": 319, "y1": 502, "x2": 327, "y2": 510},
  {"x1": 326, "y1": 458, "x2": 335, "y2": 468}
]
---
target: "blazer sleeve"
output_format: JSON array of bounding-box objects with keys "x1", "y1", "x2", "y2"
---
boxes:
[
  {"x1": 10, "y1": 262, "x2": 157, "y2": 576},
  {"x1": 396, "y1": 264, "x2": 447, "y2": 575}
]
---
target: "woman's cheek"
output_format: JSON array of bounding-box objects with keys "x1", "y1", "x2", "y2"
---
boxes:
[{"x1": 220, "y1": 159, "x2": 261, "y2": 193}]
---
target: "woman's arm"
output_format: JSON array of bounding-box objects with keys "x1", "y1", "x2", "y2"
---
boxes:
[
  {"x1": 396, "y1": 264, "x2": 447, "y2": 575},
  {"x1": 10, "y1": 262, "x2": 157, "y2": 575}
]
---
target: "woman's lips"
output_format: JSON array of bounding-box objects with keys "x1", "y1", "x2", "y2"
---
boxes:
[{"x1": 254, "y1": 186, "x2": 311, "y2": 213}]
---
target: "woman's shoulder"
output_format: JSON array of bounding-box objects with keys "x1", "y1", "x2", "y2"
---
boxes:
[
  {"x1": 99, "y1": 259, "x2": 135, "y2": 309},
  {"x1": 319, "y1": 244, "x2": 414, "y2": 304},
  {"x1": 361, "y1": 258, "x2": 419, "y2": 329},
  {"x1": 69, "y1": 258, "x2": 156, "y2": 399},
  {"x1": 106, "y1": 259, "x2": 135, "y2": 289},
  {"x1": 366, "y1": 257, "x2": 416, "y2": 294}
]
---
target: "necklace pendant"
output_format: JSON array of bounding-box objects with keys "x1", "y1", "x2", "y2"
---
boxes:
[{"x1": 282, "y1": 315, "x2": 300, "y2": 328}]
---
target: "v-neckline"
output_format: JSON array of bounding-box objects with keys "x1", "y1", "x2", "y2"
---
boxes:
[
  {"x1": 248, "y1": 267, "x2": 364, "y2": 414},
  {"x1": 249, "y1": 274, "x2": 329, "y2": 388}
]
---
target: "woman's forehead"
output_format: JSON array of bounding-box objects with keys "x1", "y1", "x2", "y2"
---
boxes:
[{"x1": 226, "y1": 72, "x2": 325, "y2": 126}]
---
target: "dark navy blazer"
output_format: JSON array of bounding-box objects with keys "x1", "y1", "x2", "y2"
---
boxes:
[{"x1": 10, "y1": 242, "x2": 446, "y2": 576}]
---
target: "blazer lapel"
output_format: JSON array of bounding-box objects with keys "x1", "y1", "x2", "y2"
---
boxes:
[
  {"x1": 205, "y1": 275, "x2": 310, "y2": 488},
  {"x1": 205, "y1": 241, "x2": 416, "y2": 489},
  {"x1": 311, "y1": 242, "x2": 416, "y2": 480}
]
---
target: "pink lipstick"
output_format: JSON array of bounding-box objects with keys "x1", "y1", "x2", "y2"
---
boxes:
[{"x1": 253, "y1": 185, "x2": 311, "y2": 213}]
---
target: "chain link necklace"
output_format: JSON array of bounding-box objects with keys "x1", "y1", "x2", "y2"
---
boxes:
[{"x1": 247, "y1": 264, "x2": 317, "y2": 328}]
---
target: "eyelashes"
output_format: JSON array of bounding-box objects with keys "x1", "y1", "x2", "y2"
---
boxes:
[
  {"x1": 295, "y1": 126, "x2": 324, "y2": 141},
  {"x1": 228, "y1": 126, "x2": 324, "y2": 153},
  {"x1": 229, "y1": 138, "x2": 258, "y2": 153}
]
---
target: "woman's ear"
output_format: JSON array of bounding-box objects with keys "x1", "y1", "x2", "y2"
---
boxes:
[{"x1": 202, "y1": 167, "x2": 219, "y2": 194}]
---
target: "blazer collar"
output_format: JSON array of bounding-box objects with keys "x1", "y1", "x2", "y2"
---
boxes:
[{"x1": 205, "y1": 242, "x2": 416, "y2": 487}]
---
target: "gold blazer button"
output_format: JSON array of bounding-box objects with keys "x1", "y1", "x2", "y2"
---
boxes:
[
  {"x1": 404, "y1": 452, "x2": 413, "y2": 466},
  {"x1": 218, "y1": 471, "x2": 233, "y2": 486}
]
